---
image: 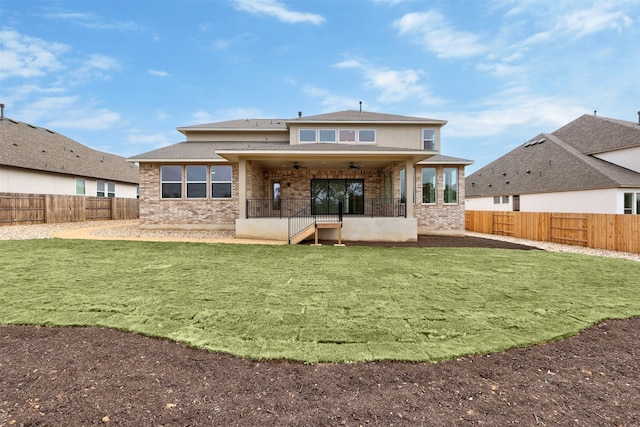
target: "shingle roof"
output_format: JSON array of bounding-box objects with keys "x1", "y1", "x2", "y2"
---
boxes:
[
  {"x1": 466, "y1": 115, "x2": 640, "y2": 198},
  {"x1": 176, "y1": 110, "x2": 447, "y2": 132},
  {"x1": 127, "y1": 141, "x2": 437, "y2": 161},
  {"x1": 0, "y1": 117, "x2": 139, "y2": 184},
  {"x1": 178, "y1": 119, "x2": 288, "y2": 132},
  {"x1": 290, "y1": 110, "x2": 447, "y2": 124},
  {"x1": 553, "y1": 114, "x2": 640, "y2": 154}
]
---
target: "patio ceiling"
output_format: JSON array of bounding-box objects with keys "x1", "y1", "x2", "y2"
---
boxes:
[{"x1": 216, "y1": 149, "x2": 434, "y2": 171}]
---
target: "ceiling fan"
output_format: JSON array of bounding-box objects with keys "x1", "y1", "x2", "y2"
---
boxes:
[
  {"x1": 348, "y1": 162, "x2": 364, "y2": 170},
  {"x1": 292, "y1": 162, "x2": 307, "y2": 170}
]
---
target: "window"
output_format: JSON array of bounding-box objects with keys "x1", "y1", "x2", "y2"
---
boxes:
[
  {"x1": 186, "y1": 165, "x2": 207, "y2": 198},
  {"x1": 311, "y1": 179, "x2": 364, "y2": 215},
  {"x1": 76, "y1": 178, "x2": 85, "y2": 195},
  {"x1": 637, "y1": 194, "x2": 640, "y2": 215},
  {"x1": 400, "y1": 169, "x2": 406, "y2": 203},
  {"x1": 161, "y1": 165, "x2": 182, "y2": 198},
  {"x1": 502, "y1": 195, "x2": 510, "y2": 203},
  {"x1": 624, "y1": 193, "x2": 633, "y2": 214},
  {"x1": 493, "y1": 196, "x2": 500, "y2": 204},
  {"x1": 358, "y1": 129, "x2": 375, "y2": 143},
  {"x1": 422, "y1": 129, "x2": 436, "y2": 150},
  {"x1": 211, "y1": 165, "x2": 232, "y2": 198},
  {"x1": 421, "y1": 168, "x2": 436, "y2": 204},
  {"x1": 97, "y1": 180, "x2": 105, "y2": 197},
  {"x1": 339, "y1": 129, "x2": 356, "y2": 143},
  {"x1": 97, "y1": 180, "x2": 115, "y2": 197},
  {"x1": 107, "y1": 182, "x2": 115, "y2": 198},
  {"x1": 319, "y1": 129, "x2": 336, "y2": 143},
  {"x1": 299, "y1": 129, "x2": 316, "y2": 143},
  {"x1": 443, "y1": 167, "x2": 458, "y2": 204}
]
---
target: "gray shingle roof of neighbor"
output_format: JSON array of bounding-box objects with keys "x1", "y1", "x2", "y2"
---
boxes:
[
  {"x1": 0, "y1": 117, "x2": 139, "y2": 184},
  {"x1": 466, "y1": 114, "x2": 640, "y2": 198}
]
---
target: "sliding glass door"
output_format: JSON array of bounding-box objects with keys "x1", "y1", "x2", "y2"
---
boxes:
[{"x1": 311, "y1": 179, "x2": 364, "y2": 215}]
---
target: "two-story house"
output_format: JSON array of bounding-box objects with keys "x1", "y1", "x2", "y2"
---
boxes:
[
  {"x1": 128, "y1": 110, "x2": 473, "y2": 243},
  {"x1": 465, "y1": 114, "x2": 640, "y2": 214}
]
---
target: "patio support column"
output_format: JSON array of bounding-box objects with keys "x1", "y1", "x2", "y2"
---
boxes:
[
  {"x1": 238, "y1": 159, "x2": 247, "y2": 219},
  {"x1": 405, "y1": 159, "x2": 415, "y2": 218}
]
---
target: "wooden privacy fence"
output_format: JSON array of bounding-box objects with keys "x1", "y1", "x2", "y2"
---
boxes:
[
  {"x1": 0, "y1": 192, "x2": 139, "y2": 226},
  {"x1": 465, "y1": 210, "x2": 640, "y2": 254}
]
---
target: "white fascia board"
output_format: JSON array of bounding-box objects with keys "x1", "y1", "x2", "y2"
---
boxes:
[{"x1": 127, "y1": 158, "x2": 228, "y2": 163}]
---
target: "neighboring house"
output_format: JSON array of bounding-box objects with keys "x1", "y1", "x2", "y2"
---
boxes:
[
  {"x1": 0, "y1": 111, "x2": 139, "y2": 198},
  {"x1": 466, "y1": 114, "x2": 640, "y2": 214},
  {"x1": 128, "y1": 110, "x2": 473, "y2": 242}
]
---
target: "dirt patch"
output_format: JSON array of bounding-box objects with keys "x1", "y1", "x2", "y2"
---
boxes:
[
  {"x1": 1, "y1": 319, "x2": 637, "y2": 426},
  {"x1": 1, "y1": 237, "x2": 637, "y2": 426},
  {"x1": 305, "y1": 234, "x2": 540, "y2": 250}
]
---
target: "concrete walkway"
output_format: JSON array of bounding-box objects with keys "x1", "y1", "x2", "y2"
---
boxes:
[{"x1": 51, "y1": 221, "x2": 288, "y2": 245}]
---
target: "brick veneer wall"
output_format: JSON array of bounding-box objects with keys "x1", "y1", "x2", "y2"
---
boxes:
[
  {"x1": 266, "y1": 169, "x2": 382, "y2": 199},
  {"x1": 414, "y1": 166, "x2": 466, "y2": 233},
  {"x1": 138, "y1": 163, "x2": 239, "y2": 226}
]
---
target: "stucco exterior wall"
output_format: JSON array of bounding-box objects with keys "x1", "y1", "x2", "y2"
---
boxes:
[
  {"x1": 0, "y1": 166, "x2": 138, "y2": 198},
  {"x1": 288, "y1": 123, "x2": 441, "y2": 150},
  {"x1": 466, "y1": 188, "x2": 640, "y2": 214},
  {"x1": 593, "y1": 146, "x2": 640, "y2": 173}
]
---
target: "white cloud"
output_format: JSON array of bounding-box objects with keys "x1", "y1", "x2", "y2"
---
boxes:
[
  {"x1": 302, "y1": 85, "x2": 363, "y2": 112},
  {"x1": 232, "y1": 0, "x2": 325, "y2": 25},
  {"x1": 372, "y1": 0, "x2": 408, "y2": 5},
  {"x1": 148, "y1": 69, "x2": 171, "y2": 77},
  {"x1": 332, "y1": 58, "x2": 443, "y2": 105},
  {"x1": 394, "y1": 11, "x2": 486, "y2": 59},
  {"x1": 45, "y1": 12, "x2": 141, "y2": 32},
  {"x1": 0, "y1": 29, "x2": 68, "y2": 79},
  {"x1": 190, "y1": 107, "x2": 268, "y2": 125},
  {"x1": 17, "y1": 96, "x2": 121, "y2": 131},
  {"x1": 436, "y1": 93, "x2": 587, "y2": 139},
  {"x1": 70, "y1": 54, "x2": 121, "y2": 82}
]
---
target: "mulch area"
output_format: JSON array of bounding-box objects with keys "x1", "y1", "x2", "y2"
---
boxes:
[{"x1": 1, "y1": 236, "x2": 637, "y2": 426}]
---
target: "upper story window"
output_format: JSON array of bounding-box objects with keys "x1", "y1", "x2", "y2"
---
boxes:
[
  {"x1": 358, "y1": 129, "x2": 376, "y2": 143},
  {"x1": 339, "y1": 129, "x2": 356, "y2": 143},
  {"x1": 299, "y1": 129, "x2": 317, "y2": 143},
  {"x1": 186, "y1": 165, "x2": 207, "y2": 199},
  {"x1": 422, "y1": 129, "x2": 436, "y2": 150},
  {"x1": 75, "y1": 178, "x2": 85, "y2": 195},
  {"x1": 211, "y1": 165, "x2": 232, "y2": 198},
  {"x1": 319, "y1": 129, "x2": 336, "y2": 143},
  {"x1": 161, "y1": 165, "x2": 182, "y2": 198},
  {"x1": 97, "y1": 180, "x2": 115, "y2": 198}
]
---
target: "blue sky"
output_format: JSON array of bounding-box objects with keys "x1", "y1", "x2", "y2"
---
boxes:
[{"x1": 1, "y1": 0, "x2": 639, "y2": 173}]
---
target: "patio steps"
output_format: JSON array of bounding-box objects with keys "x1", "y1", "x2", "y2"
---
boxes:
[{"x1": 289, "y1": 222, "x2": 343, "y2": 245}]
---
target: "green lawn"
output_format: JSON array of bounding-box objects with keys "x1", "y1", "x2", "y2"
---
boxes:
[{"x1": 1, "y1": 239, "x2": 638, "y2": 363}]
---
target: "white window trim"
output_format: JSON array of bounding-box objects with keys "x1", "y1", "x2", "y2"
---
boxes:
[
  {"x1": 299, "y1": 129, "x2": 317, "y2": 144},
  {"x1": 161, "y1": 165, "x2": 183, "y2": 199},
  {"x1": 338, "y1": 129, "x2": 357, "y2": 144},
  {"x1": 422, "y1": 128, "x2": 436, "y2": 150},
  {"x1": 318, "y1": 129, "x2": 337, "y2": 143},
  {"x1": 186, "y1": 165, "x2": 208, "y2": 199},
  {"x1": 358, "y1": 129, "x2": 376, "y2": 144},
  {"x1": 421, "y1": 167, "x2": 437, "y2": 205},
  {"x1": 211, "y1": 165, "x2": 233, "y2": 199}
]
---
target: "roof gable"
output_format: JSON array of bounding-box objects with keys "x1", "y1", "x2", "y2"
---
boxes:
[
  {"x1": 0, "y1": 118, "x2": 139, "y2": 184},
  {"x1": 552, "y1": 114, "x2": 640, "y2": 155},
  {"x1": 466, "y1": 132, "x2": 640, "y2": 197}
]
